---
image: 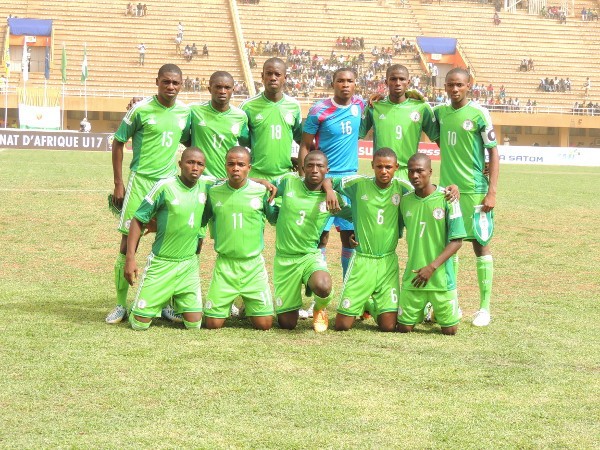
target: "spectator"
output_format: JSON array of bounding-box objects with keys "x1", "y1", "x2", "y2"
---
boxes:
[
  {"x1": 191, "y1": 43, "x2": 198, "y2": 56},
  {"x1": 184, "y1": 44, "x2": 192, "y2": 61},
  {"x1": 143, "y1": 4, "x2": 147, "y2": 15},
  {"x1": 493, "y1": 11, "x2": 501, "y2": 25},
  {"x1": 203, "y1": 44, "x2": 209, "y2": 57},
  {"x1": 80, "y1": 117, "x2": 91, "y2": 132},
  {"x1": 138, "y1": 43, "x2": 146, "y2": 66},
  {"x1": 175, "y1": 35, "x2": 182, "y2": 55},
  {"x1": 137, "y1": 2, "x2": 143, "y2": 17},
  {"x1": 177, "y1": 21, "x2": 184, "y2": 40},
  {"x1": 126, "y1": 2, "x2": 134, "y2": 16}
]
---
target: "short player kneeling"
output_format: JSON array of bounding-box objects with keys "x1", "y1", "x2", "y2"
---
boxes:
[
  {"x1": 201, "y1": 147, "x2": 277, "y2": 331},
  {"x1": 125, "y1": 148, "x2": 213, "y2": 330},
  {"x1": 397, "y1": 154, "x2": 466, "y2": 335},
  {"x1": 271, "y1": 151, "x2": 351, "y2": 332},
  {"x1": 327, "y1": 148, "x2": 413, "y2": 332}
]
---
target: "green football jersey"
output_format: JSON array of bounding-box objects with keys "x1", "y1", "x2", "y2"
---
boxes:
[
  {"x1": 203, "y1": 180, "x2": 276, "y2": 258},
  {"x1": 399, "y1": 186, "x2": 466, "y2": 291},
  {"x1": 360, "y1": 97, "x2": 439, "y2": 169},
  {"x1": 135, "y1": 176, "x2": 214, "y2": 260},
  {"x1": 115, "y1": 96, "x2": 191, "y2": 179},
  {"x1": 434, "y1": 101, "x2": 497, "y2": 193},
  {"x1": 333, "y1": 176, "x2": 412, "y2": 256},
  {"x1": 273, "y1": 174, "x2": 350, "y2": 256},
  {"x1": 188, "y1": 101, "x2": 250, "y2": 179},
  {"x1": 240, "y1": 93, "x2": 302, "y2": 178}
]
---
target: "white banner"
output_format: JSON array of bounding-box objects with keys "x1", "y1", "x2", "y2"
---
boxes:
[
  {"x1": 18, "y1": 103, "x2": 61, "y2": 130},
  {"x1": 498, "y1": 145, "x2": 600, "y2": 167}
]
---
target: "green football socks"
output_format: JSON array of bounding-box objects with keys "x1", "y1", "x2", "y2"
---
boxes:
[
  {"x1": 314, "y1": 292, "x2": 332, "y2": 312},
  {"x1": 476, "y1": 255, "x2": 494, "y2": 311},
  {"x1": 129, "y1": 314, "x2": 150, "y2": 330},
  {"x1": 114, "y1": 253, "x2": 129, "y2": 308},
  {"x1": 184, "y1": 319, "x2": 202, "y2": 330}
]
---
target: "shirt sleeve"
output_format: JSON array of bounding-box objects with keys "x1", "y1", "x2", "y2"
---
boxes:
[
  {"x1": 359, "y1": 106, "x2": 373, "y2": 139},
  {"x1": 292, "y1": 107, "x2": 303, "y2": 144},
  {"x1": 446, "y1": 200, "x2": 467, "y2": 240},
  {"x1": 302, "y1": 106, "x2": 321, "y2": 135},
  {"x1": 134, "y1": 189, "x2": 164, "y2": 224},
  {"x1": 421, "y1": 103, "x2": 440, "y2": 142}
]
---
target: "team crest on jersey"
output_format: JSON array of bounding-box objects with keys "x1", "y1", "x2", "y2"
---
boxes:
[
  {"x1": 342, "y1": 298, "x2": 351, "y2": 309},
  {"x1": 462, "y1": 120, "x2": 474, "y2": 131},
  {"x1": 351, "y1": 105, "x2": 359, "y2": 117},
  {"x1": 250, "y1": 197, "x2": 262, "y2": 209},
  {"x1": 391, "y1": 193, "x2": 401, "y2": 206},
  {"x1": 231, "y1": 123, "x2": 240, "y2": 135},
  {"x1": 138, "y1": 299, "x2": 147, "y2": 309},
  {"x1": 285, "y1": 112, "x2": 294, "y2": 125},
  {"x1": 275, "y1": 297, "x2": 283, "y2": 307},
  {"x1": 147, "y1": 117, "x2": 157, "y2": 125},
  {"x1": 319, "y1": 201, "x2": 327, "y2": 213},
  {"x1": 433, "y1": 208, "x2": 445, "y2": 220},
  {"x1": 179, "y1": 119, "x2": 187, "y2": 130},
  {"x1": 198, "y1": 193, "x2": 206, "y2": 204},
  {"x1": 410, "y1": 111, "x2": 421, "y2": 122}
]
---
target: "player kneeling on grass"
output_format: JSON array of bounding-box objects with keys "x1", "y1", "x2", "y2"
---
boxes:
[
  {"x1": 125, "y1": 147, "x2": 213, "y2": 330},
  {"x1": 324, "y1": 148, "x2": 413, "y2": 332},
  {"x1": 201, "y1": 146, "x2": 277, "y2": 330},
  {"x1": 397, "y1": 153, "x2": 465, "y2": 335},
  {"x1": 270, "y1": 151, "x2": 351, "y2": 332}
]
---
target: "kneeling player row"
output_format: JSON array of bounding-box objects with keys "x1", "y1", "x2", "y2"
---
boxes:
[{"x1": 124, "y1": 146, "x2": 468, "y2": 335}]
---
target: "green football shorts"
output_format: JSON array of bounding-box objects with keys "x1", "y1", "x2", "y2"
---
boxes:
[
  {"x1": 131, "y1": 254, "x2": 202, "y2": 318},
  {"x1": 397, "y1": 289, "x2": 460, "y2": 328},
  {"x1": 460, "y1": 193, "x2": 494, "y2": 242},
  {"x1": 204, "y1": 254, "x2": 274, "y2": 318},
  {"x1": 274, "y1": 251, "x2": 328, "y2": 314},
  {"x1": 337, "y1": 252, "x2": 400, "y2": 317},
  {"x1": 118, "y1": 172, "x2": 158, "y2": 235}
]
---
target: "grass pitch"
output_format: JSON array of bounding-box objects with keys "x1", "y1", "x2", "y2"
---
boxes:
[{"x1": 0, "y1": 149, "x2": 598, "y2": 448}]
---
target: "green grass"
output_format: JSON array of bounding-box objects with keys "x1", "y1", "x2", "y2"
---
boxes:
[{"x1": 0, "y1": 149, "x2": 598, "y2": 448}]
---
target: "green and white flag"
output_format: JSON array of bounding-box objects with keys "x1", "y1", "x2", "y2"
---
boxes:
[
  {"x1": 81, "y1": 44, "x2": 88, "y2": 83},
  {"x1": 473, "y1": 204, "x2": 494, "y2": 246},
  {"x1": 61, "y1": 44, "x2": 67, "y2": 83}
]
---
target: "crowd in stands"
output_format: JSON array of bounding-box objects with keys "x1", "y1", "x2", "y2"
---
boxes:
[
  {"x1": 519, "y1": 58, "x2": 534, "y2": 72},
  {"x1": 539, "y1": 77, "x2": 572, "y2": 92},
  {"x1": 580, "y1": 7, "x2": 599, "y2": 21},
  {"x1": 540, "y1": 6, "x2": 567, "y2": 23},
  {"x1": 573, "y1": 101, "x2": 600, "y2": 115},
  {"x1": 391, "y1": 35, "x2": 416, "y2": 55},
  {"x1": 126, "y1": 2, "x2": 147, "y2": 17},
  {"x1": 335, "y1": 37, "x2": 365, "y2": 50}
]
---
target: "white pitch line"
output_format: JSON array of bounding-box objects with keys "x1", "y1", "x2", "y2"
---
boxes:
[{"x1": 0, "y1": 188, "x2": 106, "y2": 192}]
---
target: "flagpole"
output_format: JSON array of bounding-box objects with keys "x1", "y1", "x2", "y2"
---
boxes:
[
  {"x1": 3, "y1": 76, "x2": 7, "y2": 129},
  {"x1": 61, "y1": 82, "x2": 65, "y2": 130}
]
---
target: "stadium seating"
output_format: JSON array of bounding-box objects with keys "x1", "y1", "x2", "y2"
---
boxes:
[{"x1": 1, "y1": 0, "x2": 599, "y2": 110}]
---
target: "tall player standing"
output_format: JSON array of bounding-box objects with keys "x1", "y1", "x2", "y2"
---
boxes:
[
  {"x1": 106, "y1": 64, "x2": 191, "y2": 324},
  {"x1": 298, "y1": 68, "x2": 365, "y2": 307},
  {"x1": 360, "y1": 64, "x2": 439, "y2": 181},
  {"x1": 240, "y1": 58, "x2": 303, "y2": 181},
  {"x1": 434, "y1": 68, "x2": 499, "y2": 327}
]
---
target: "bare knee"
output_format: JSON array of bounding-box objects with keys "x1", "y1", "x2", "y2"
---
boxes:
[
  {"x1": 441, "y1": 325, "x2": 458, "y2": 335},
  {"x1": 204, "y1": 317, "x2": 225, "y2": 329},
  {"x1": 397, "y1": 323, "x2": 414, "y2": 333},
  {"x1": 335, "y1": 313, "x2": 355, "y2": 331},
  {"x1": 277, "y1": 311, "x2": 299, "y2": 330},
  {"x1": 377, "y1": 312, "x2": 397, "y2": 332},
  {"x1": 250, "y1": 316, "x2": 273, "y2": 331},
  {"x1": 309, "y1": 272, "x2": 332, "y2": 298}
]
